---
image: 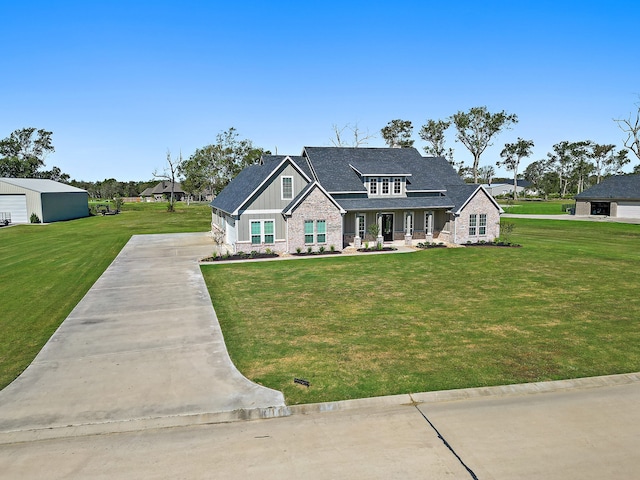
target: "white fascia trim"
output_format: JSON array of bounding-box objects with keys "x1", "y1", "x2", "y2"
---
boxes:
[
  {"x1": 328, "y1": 191, "x2": 367, "y2": 194},
  {"x1": 453, "y1": 185, "x2": 504, "y2": 214},
  {"x1": 283, "y1": 182, "x2": 346, "y2": 216},
  {"x1": 232, "y1": 156, "x2": 312, "y2": 216}
]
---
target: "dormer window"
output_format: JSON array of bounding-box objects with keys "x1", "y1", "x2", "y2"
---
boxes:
[
  {"x1": 381, "y1": 178, "x2": 390, "y2": 195},
  {"x1": 393, "y1": 177, "x2": 402, "y2": 194},
  {"x1": 281, "y1": 176, "x2": 293, "y2": 200},
  {"x1": 369, "y1": 178, "x2": 378, "y2": 195}
]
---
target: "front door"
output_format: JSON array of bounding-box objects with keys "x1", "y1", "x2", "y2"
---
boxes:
[{"x1": 381, "y1": 213, "x2": 393, "y2": 242}]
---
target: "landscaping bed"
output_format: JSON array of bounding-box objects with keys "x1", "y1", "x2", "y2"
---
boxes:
[
  {"x1": 202, "y1": 252, "x2": 279, "y2": 262},
  {"x1": 464, "y1": 241, "x2": 521, "y2": 247}
]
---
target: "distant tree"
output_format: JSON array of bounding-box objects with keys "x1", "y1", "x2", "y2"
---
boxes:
[
  {"x1": 546, "y1": 141, "x2": 592, "y2": 197},
  {"x1": 477, "y1": 165, "x2": 495, "y2": 184},
  {"x1": 633, "y1": 164, "x2": 640, "y2": 174},
  {"x1": 380, "y1": 119, "x2": 414, "y2": 148},
  {"x1": 0, "y1": 127, "x2": 61, "y2": 178},
  {"x1": 614, "y1": 98, "x2": 640, "y2": 162},
  {"x1": 180, "y1": 128, "x2": 267, "y2": 197},
  {"x1": 590, "y1": 143, "x2": 616, "y2": 184},
  {"x1": 419, "y1": 119, "x2": 450, "y2": 156},
  {"x1": 450, "y1": 106, "x2": 518, "y2": 184},
  {"x1": 330, "y1": 122, "x2": 375, "y2": 147},
  {"x1": 604, "y1": 149, "x2": 630, "y2": 178},
  {"x1": 154, "y1": 150, "x2": 181, "y2": 212},
  {"x1": 497, "y1": 138, "x2": 534, "y2": 199},
  {"x1": 524, "y1": 159, "x2": 559, "y2": 199},
  {"x1": 35, "y1": 165, "x2": 70, "y2": 183}
]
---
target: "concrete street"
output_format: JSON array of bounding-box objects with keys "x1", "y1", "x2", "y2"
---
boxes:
[{"x1": 0, "y1": 232, "x2": 638, "y2": 479}]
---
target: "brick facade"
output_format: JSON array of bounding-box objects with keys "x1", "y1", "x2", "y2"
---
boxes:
[
  {"x1": 454, "y1": 190, "x2": 501, "y2": 243},
  {"x1": 288, "y1": 186, "x2": 343, "y2": 253}
]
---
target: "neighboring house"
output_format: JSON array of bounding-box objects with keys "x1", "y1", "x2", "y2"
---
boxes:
[
  {"x1": 210, "y1": 147, "x2": 503, "y2": 254},
  {"x1": 575, "y1": 174, "x2": 640, "y2": 218},
  {"x1": 0, "y1": 178, "x2": 89, "y2": 223},
  {"x1": 482, "y1": 179, "x2": 532, "y2": 198},
  {"x1": 140, "y1": 181, "x2": 185, "y2": 202}
]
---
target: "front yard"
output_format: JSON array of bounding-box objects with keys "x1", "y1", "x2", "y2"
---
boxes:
[{"x1": 203, "y1": 219, "x2": 640, "y2": 404}]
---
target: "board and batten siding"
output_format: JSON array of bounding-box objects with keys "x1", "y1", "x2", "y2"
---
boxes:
[{"x1": 242, "y1": 163, "x2": 309, "y2": 212}]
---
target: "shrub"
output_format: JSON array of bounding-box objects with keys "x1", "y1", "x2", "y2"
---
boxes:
[
  {"x1": 307, "y1": 246, "x2": 313, "y2": 254},
  {"x1": 364, "y1": 242, "x2": 369, "y2": 250},
  {"x1": 319, "y1": 245, "x2": 325, "y2": 253},
  {"x1": 330, "y1": 245, "x2": 335, "y2": 252},
  {"x1": 296, "y1": 247, "x2": 302, "y2": 254},
  {"x1": 30, "y1": 213, "x2": 41, "y2": 224},
  {"x1": 265, "y1": 248, "x2": 272, "y2": 255}
]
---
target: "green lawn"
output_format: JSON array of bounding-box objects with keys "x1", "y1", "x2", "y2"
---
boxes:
[
  {"x1": 203, "y1": 219, "x2": 640, "y2": 404},
  {"x1": 499, "y1": 199, "x2": 574, "y2": 214},
  {"x1": 0, "y1": 202, "x2": 211, "y2": 389}
]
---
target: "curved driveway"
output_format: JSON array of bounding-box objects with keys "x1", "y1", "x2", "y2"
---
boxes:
[{"x1": 0, "y1": 233, "x2": 284, "y2": 439}]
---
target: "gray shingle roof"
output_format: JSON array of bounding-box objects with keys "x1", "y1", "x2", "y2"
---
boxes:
[
  {"x1": 211, "y1": 155, "x2": 311, "y2": 214},
  {"x1": 444, "y1": 184, "x2": 483, "y2": 212},
  {"x1": 575, "y1": 174, "x2": 640, "y2": 200},
  {"x1": 336, "y1": 196, "x2": 455, "y2": 211},
  {"x1": 302, "y1": 147, "x2": 464, "y2": 193}
]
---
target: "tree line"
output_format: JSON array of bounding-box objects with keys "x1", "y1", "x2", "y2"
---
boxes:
[{"x1": 3, "y1": 98, "x2": 639, "y2": 201}]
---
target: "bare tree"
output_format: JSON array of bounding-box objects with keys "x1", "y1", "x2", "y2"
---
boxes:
[
  {"x1": 330, "y1": 122, "x2": 375, "y2": 147},
  {"x1": 614, "y1": 98, "x2": 640, "y2": 161},
  {"x1": 154, "y1": 149, "x2": 181, "y2": 212},
  {"x1": 477, "y1": 165, "x2": 495, "y2": 184}
]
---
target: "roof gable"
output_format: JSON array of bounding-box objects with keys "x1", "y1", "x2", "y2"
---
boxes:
[
  {"x1": 446, "y1": 184, "x2": 503, "y2": 214},
  {"x1": 283, "y1": 181, "x2": 346, "y2": 215},
  {"x1": 211, "y1": 156, "x2": 311, "y2": 215}
]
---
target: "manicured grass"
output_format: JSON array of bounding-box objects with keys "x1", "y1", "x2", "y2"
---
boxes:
[
  {"x1": 203, "y1": 219, "x2": 640, "y2": 405},
  {"x1": 499, "y1": 199, "x2": 574, "y2": 214},
  {"x1": 0, "y1": 202, "x2": 211, "y2": 389}
]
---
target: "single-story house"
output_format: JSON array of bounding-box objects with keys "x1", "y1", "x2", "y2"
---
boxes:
[
  {"x1": 575, "y1": 174, "x2": 640, "y2": 218},
  {"x1": 140, "y1": 181, "x2": 185, "y2": 202},
  {"x1": 481, "y1": 179, "x2": 532, "y2": 198},
  {"x1": 0, "y1": 178, "x2": 89, "y2": 223},
  {"x1": 210, "y1": 147, "x2": 503, "y2": 254}
]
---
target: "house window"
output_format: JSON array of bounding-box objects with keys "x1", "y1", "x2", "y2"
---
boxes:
[
  {"x1": 393, "y1": 178, "x2": 402, "y2": 195},
  {"x1": 469, "y1": 214, "x2": 477, "y2": 236},
  {"x1": 369, "y1": 178, "x2": 377, "y2": 195},
  {"x1": 264, "y1": 220, "x2": 274, "y2": 243},
  {"x1": 251, "y1": 221, "x2": 261, "y2": 244},
  {"x1": 479, "y1": 214, "x2": 487, "y2": 236},
  {"x1": 317, "y1": 220, "x2": 326, "y2": 243},
  {"x1": 382, "y1": 178, "x2": 390, "y2": 195},
  {"x1": 304, "y1": 220, "x2": 314, "y2": 243},
  {"x1": 251, "y1": 219, "x2": 275, "y2": 244},
  {"x1": 281, "y1": 176, "x2": 293, "y2": 200},
  {"x1": 356, "y1": 214, "x2": 365, "y2": 238}
]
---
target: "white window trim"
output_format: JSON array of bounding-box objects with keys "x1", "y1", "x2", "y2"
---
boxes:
[
  {"x1": 304, "y1": 219, "x2": 327, "y2": 244},
  {"x1": 381, "y1": 177, "x2": 390, "y2": 195},
  {"x1": 393, "y1": 177, "x2": 403, "y2": 195},
  {"x1": 369, "y1": 177, "x2": 378, "y2": 195},
  {"x1": 281, "y1": 176, "x2": 294, "y2": 201},
  {"x1": 250, "y1": 219, "x2": 276, "y2": 245}
]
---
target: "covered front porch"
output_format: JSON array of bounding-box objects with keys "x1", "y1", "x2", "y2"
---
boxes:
[{"x1": 342, "y1": 209, "x2": 453, "y2": 248}]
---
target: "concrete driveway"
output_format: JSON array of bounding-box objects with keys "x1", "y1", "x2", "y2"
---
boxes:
[
  {"x1": 0, "y1": 233, "x2": 285, "y2": 440},
  {"x1": 1, "y1": 232, "x2": 639, "y2": 478}
]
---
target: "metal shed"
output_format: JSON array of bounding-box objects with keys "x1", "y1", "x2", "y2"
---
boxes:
[{"x1": 0, "y1": 178, "x2": 89, "y2": 223}]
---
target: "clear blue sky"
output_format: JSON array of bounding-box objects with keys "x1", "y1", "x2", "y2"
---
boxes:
[{"x1": 1, "y1": 0, "x2": 638, "y2": 181}]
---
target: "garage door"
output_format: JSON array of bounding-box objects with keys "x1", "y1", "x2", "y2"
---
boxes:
[
  {"x1": 0, "y1": 194, "x2": 28, "y2": 223},
  {"x1": 617, "y1": 202, "x2": 640, "y2": 218}
]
